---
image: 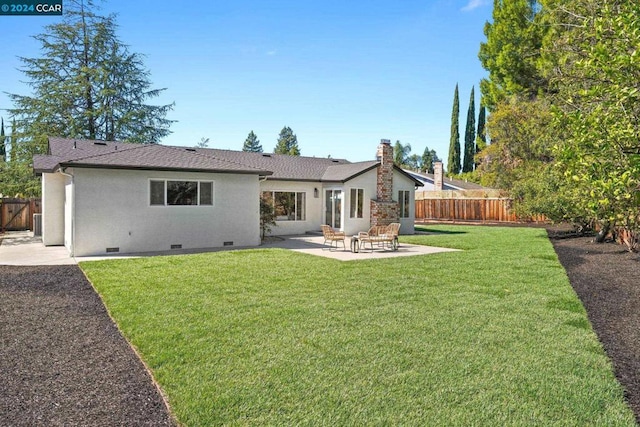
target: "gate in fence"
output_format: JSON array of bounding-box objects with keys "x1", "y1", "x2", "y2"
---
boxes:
[{"x1": 0, "y1": 198, "x2": 42, "y2": 231}]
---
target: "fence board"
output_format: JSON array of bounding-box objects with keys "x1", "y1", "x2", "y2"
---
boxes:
[
  {"x1": 415, "y1": 198, "x2": 545, "y2": 223},
  {"x1": 0, "y1": 198, "x2": 42, "y2": 231}
]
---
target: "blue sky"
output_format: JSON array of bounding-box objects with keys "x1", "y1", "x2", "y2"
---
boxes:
[{"x1": 0, "y1": 0, "x2": 493, "y2": 165}]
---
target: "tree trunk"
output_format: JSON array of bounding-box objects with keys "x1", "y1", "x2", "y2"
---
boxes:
[{"x1": 594, "y1": 221, "x2": 610, "y2": 243}]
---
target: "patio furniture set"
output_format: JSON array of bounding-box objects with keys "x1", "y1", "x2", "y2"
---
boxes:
[{"x1": 320, "y1": 223, "x2": 401, "y2": 253}]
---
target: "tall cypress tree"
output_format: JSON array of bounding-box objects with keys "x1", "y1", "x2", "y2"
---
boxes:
[
  {"x1": 462, "y1": 86, "x2": 476, "y2": 173},
  {"x1": 475, "y1": 104, "x2": 487, "y2": 169},
  {"x1": 242, "y1": 130, "x2": 263, "y2": 152},
  {"x1": 0, "y1": 118, "x2": 5, "y2": 162},
  {"x1": 9, "y1": 118, "x2": 18, "y2": 163},
  {"x1": 447, "y1": 84, "x2": 461, "y2": 175},
  {"x1": 274, "y1": 126, "x2": 300, "y2": 156}
]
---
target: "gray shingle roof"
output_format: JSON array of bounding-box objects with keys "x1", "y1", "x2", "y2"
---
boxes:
[
  {"x1": 321, "y1": 161, "x2": 379, "y2": 182},
  {"x1": 34, "y1": 138, "x2": 272, "y2": 175},
  {"x1": 33, "y1": 137, "x2": 423, "y2": 186}
]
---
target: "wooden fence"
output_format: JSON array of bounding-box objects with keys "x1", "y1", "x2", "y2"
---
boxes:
[
  {"x1": 415, "y1": 198, "x2": 546, "y2": 223},
  {"x1": 0, "y1": 198, "x2": 42, "y2": 231}
]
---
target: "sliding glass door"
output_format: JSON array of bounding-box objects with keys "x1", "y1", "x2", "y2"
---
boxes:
[{"x1": 325, "y1": 189, "x2": 342, "y2": 229}]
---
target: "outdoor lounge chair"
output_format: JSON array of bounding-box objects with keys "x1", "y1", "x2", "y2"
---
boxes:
[
  {"x1": 358, "y1": 222, "x2": 401, "y2": 252},
  {"x1": 321, "y1": 224, "x2": 346, "y2": 250}
]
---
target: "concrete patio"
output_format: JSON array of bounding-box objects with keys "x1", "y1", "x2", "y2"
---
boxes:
[{"x1": 0, "y1": 231, "x2": 458, "y2": 265}]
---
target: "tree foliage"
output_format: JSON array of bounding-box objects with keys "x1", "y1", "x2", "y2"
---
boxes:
[
  {"x1": 393, "y1": 140, "x2": 412, "y2": 166},
  {"x1": 476, "y1": 98, "x2": 554, "y2": 189},
  {"x1": 195, "y1": 137, "x2": 210, "y2": 148},
  {"x1": 274, "y1": 126, "x2": 300, "y2": 156},
  {"x1": 448, "y1": 84, "x2": 461, "y2": 175},
  {"x1": 242, "y1": 130, "x2": 263, "y2": 153},
  {"x1": 7, "y1": 0, "x2": 174, "y2": 144},
  {"x1": 475, "y1": 105, "x2": 487, "y2": 169},
  {"x1": 421, "y1": 146, "x2": 440, "y2": 174},
  {"x1": 478, "y1": 0, "x2": 640, "y2": 250},
  {"x1": 546, "y1": 0, "x2": 640, "y2": 247},
  {"x1": 0, "y1": 118, "x2": 5, "y2": 162},
  {"x1": 463, "y1": 87, "x2": 476, "y2": 173},
  {"x1": 479, "y1": 0, "x2": 547, "y2": 111}
]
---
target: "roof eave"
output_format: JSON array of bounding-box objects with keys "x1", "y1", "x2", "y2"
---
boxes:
[{"x1": 59, "y1": 162, "x2": 273, "y2": 175}]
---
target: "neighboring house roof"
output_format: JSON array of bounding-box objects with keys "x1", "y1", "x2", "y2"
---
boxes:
[
  {"x1": 404, "y1": 169, "x2": 487, "y2": 191},
  {"x1": 33, "y1": 137, "x2": 422, "y2": 186}
]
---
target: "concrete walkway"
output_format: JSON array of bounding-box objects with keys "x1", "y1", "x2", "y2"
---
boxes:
[
  {"x1": 0, "y1": 231, "x2": 76, "y2": 265},
  {"x1": 0, "y1": 230, "x2": 458, "y2": 265}
]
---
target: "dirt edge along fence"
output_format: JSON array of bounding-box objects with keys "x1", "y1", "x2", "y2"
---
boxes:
[
  {"x1": 0, "y1": 198, "x2": 42, "y2": 232},
  {"x1": 415, "y1": 191, "x2": 546, "y2": 224}
]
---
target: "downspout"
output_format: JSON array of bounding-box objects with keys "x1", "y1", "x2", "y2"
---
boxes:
[{"x1": 59, "y1": 167, "x2": 75, "y2": 257}]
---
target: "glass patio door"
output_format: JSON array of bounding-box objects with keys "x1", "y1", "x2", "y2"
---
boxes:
[{"x1": 325, "y1": 189, "x2": 342, "y2": 229}]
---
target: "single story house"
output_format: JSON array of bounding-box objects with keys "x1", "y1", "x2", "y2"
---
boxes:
[{"x1": 33, "y1": 138, "x2": 422, "y2": 256}]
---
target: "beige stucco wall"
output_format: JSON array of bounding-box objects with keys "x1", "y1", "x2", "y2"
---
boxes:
[
  {"x1": 260, "y1": 168, "x2": 417, "y2": 236},
  {"x1": 41, "y1": 172, "x2": 66, "y2": 246},
  {"x1": 67, "y1": 168, "x2": 260, "y2": 256},
  {"x1": 393, "y1": 172, "x2": 417, "y2": 235},
  {"x1": 260, "y1": 180, "x2": 321, "y2": 235},
  {"x1": 338, "y1": 169, "x2": 377, "y2": 236}
]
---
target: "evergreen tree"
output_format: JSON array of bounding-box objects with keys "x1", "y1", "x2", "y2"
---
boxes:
[
  {"x1": 475, "y1": 105, "x2": 487, "y2": 169},
  {"x1": 421, "y1": 146, "x2": 440, "y2": 174},
  {"x1": 448, "y1": 84, "x2": 461, "y2": 175},
  {"x1": 195, "y1": 137, "x2": 210, "y2": 148},
  {"x1": 393, "y1": 140, "x2": 411, "y2": 166},
  {"x1": 274, "y1": 126, "x2": 300, "y2": 155},
  {"x1": 0, "y1": 118, "x2": 5, "y2": 162},
  {"x1": 242, "y1": 130, "x2": 263, "y2": 152},
  {"x1": 463, "y1": 87, "x2": 476, "y2": 173},
  {"x1": 479, "y1": 0, "x2": 547, "y2": 110},
  {"x1": 8, "y1": 0, "x2": 174, "y2": 144},
  {"x1": 9, "y1": 118, "x2": 18, "y2": 162}
]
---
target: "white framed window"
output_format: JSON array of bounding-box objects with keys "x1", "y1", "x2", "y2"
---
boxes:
[
  {"x1": 261, "y1": 191, "x2": 306, "y2": 221},
  {"x1": 150, "y1": 180, "x2": 214, "y2": 206},
  {"x1": 350, "y1": 188, "x2": 364, "y2": 219},
  {"x1": 398, "y1": 190, "x2": 410, "y2": 218}
]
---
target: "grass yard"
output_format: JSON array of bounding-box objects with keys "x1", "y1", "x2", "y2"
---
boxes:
[{"x1": 80, "y1": 225, "x2": 636, "y2": 426}]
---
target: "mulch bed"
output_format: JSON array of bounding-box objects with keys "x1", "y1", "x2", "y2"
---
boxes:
[
  {"x1": 550, "y1": 233, "x2": 640, "y2": 424},
  {"x1": 0, "y1": 265, "x2": 176, "y2": 427}
]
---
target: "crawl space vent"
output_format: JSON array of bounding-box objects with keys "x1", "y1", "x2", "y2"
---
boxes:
[
  {"x1": 106, "y1": 247, "x2": 120, "y2": 253},
  {"x1": 171, "y1": 244, "x2": 182, "y2": 250},
  {"x1": 223, "y1": 241, "x2": 234, "y2": 246}
]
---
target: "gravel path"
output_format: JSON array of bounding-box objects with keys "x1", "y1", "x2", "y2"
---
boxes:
[
  {"x1": 550, "y1": 234, "x2": 640, "y2": 424},
  {"x1": 0, "y1": 265, "x2": 176, "y2": 426}
]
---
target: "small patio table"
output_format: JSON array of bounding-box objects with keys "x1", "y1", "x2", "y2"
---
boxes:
[{"x1": 350, "y1": 235, "x2": 360, "y2": 253}]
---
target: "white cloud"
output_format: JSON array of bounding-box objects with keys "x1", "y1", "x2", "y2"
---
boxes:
[
  {"x1": 461, "y1": 0, "x2": 489, "y2": 12},
  {"x1": 266, "y1": 50, "x2": 277, "y2": 56}
]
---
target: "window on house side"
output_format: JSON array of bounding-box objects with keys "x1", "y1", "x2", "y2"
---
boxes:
[
  {"x1": 150, "y1": 180, "x2": 165, "y2": 205},
  {"x1": 261, "y1": 191, "x2": 306, "y2": 221},
  {"x1": 399, "y1": 190, "x2": 410, "y2": 218},
  {"x1": 167, "y1": 181, "x2": 198, "y2": 205},
  {"x1": 150, "y1": 180, "x2": 213, "y2": 206},
  {"x1": 350, "y1": 188, "x2": 364, "y2": 218},
  {"x1": 200, "y1": 182, "x2": 213, "y2": 205}
]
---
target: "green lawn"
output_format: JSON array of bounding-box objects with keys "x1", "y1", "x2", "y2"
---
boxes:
[{"x1": 81, "y1": 225, "x2": 636, "y2": 426}]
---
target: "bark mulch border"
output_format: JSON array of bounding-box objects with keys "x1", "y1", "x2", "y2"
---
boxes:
[
  {"x1": 0, "y1": 265, "x2": 177, "y2": 426},
  {"x1": 550, "y1": 233, "x2": 640, "y2": 424}
]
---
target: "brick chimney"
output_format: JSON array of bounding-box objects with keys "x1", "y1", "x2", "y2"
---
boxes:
[
  {"x1": 370, "y1": 139, "x2": 399, "y2": 227},
  {"x1": 434, "y1": 161, "x2": 443, "y2": 191},
  {"x1": 376, "y1": 139, "x2": 394, "y2": 202}
]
